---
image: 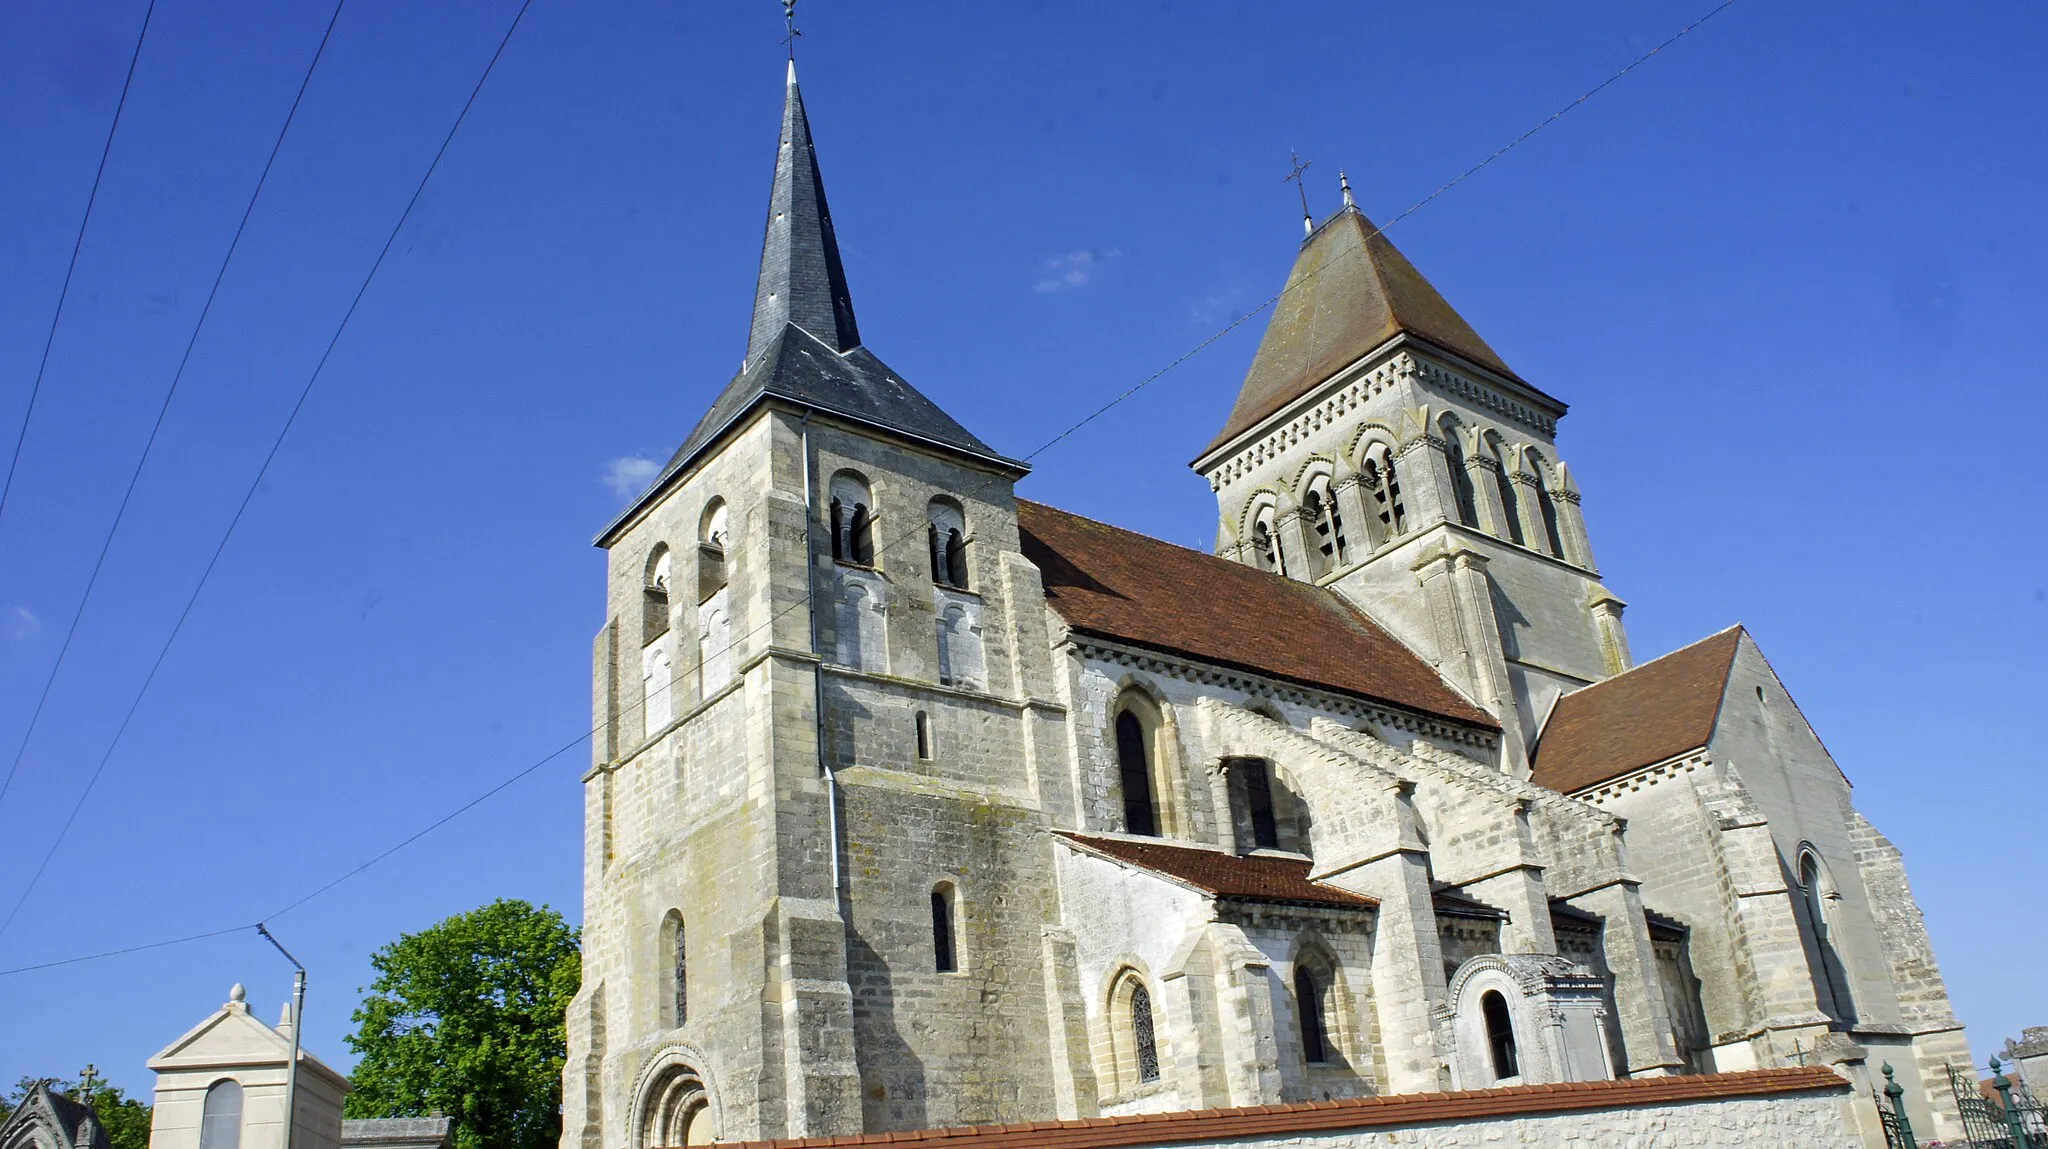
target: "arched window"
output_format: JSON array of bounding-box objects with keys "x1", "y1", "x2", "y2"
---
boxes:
[
  {"x1": 199, "y1": 1080, "x2": 243, "y2": 1149},
  {"x1": 828, "y1": 473, "x2": 875, "y2": 566},
  {"x1": 1242, "y1": 759, "x2": 1279, "y2": 850},
  {"x1": 931, "y1": 883, "x2": 958, "y2": 972},
  {"x1": 1250, "y1": 505, "x2": 1285, "y2": 576},
  {"x1": 1115, "y1": 710, "x2": 1157, "y2": 837},
  {"x1": 936, "y1": 602, "x2": 985, "y2": 690},
  {"x1": 1295, "y1": 966, "x2": 1328, "y2": 1064},
  {"x1": 662, "y1": 911, "x2": 688, "y2": 1027},
  {"x1": 1529, "y1": 454, "x2": 1565, "y2": 557},
  {"x1": 1799, "y1": 850, "x2": 1855, "y2": 1023},
  {"x1": 698, "y1": 501, "x2": 728, "y2": 599},
  {"x1": 1486, "y1": 435, "x2": 1525, "y2": 545},
  {"x1": 643, "y1": 546, "x2": 672, "y2": 643},
  {"x1": 1481, "y1": 990, "x2": 1519, "y2": 1081},
  {"x1": 1303, "y1": 477, "x2": 1345, "y2": 576},
  {"x1": 1440, "y1": 417, "x2": 1479, "y2": 527},
  {"x1": 915, "y1": 710, "x2": 932, "y2": 759},
  {"x1": 1360, "y1": 444, "x2": 1405, "y2": 545},
  {"x1": 1131, "y1": 982, "x2": 1159, "y2": 1083},
  {"x1": 927, "y1": 498, "x2": 969, "y2": 589}
]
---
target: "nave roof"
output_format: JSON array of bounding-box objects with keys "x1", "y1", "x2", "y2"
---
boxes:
[
  {"x1": 1529, "y1": 626, "x2": 1745, "y2": 794},
  {"x1": 1017, "y1": 500, "x2": 1496, "y2": 730}
]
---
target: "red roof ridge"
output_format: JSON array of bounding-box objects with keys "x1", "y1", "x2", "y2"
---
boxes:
[{"x1": 718, "y1": 1068, "x2": 1848, "y2": 1149}]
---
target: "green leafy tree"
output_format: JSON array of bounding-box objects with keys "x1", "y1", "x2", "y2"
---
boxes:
[
  {"x1": 344, "y1": 900, "x2": 581, "y2": 1149},
  {"x1": 1, "y1": 1074, "x2": 153, "y2": 1149}
]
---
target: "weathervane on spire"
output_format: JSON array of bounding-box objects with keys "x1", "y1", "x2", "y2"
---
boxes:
[
  {"x1": 782, "y1": 0, "x2": 801, "y2": 59},
  {"x1": 1284, "y1": 150, "x2": 1313, "y2": 236}
]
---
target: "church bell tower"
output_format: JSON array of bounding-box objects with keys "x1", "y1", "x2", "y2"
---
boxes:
[{"x1": 1191, "y1": 188, "x2": 1630, "y2": 774}]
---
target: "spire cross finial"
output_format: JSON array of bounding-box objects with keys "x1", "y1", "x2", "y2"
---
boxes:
[
  {"x1": 1284, "y1": 151, "x2": 1313, "y2": 236},
  {"x1": 77, "y1": 1064, "x2": 100, "y2": 1098},
  {"x1": 782, "y1": 0, "x2": 801, "y2": 58}
]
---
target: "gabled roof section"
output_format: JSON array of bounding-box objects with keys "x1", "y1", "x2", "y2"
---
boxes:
[
  {"x1": 1057, "y1": 832, "x2": 1376, "y2": 909},
  {"x1": 1530, "y1": 626, "x2": 1744, "y2": 795},
  {"x1": 1017, "y1": 501, "x2": 1496, "y2": 729},
  {"x1": 1199, "y1": 205, "x2": 1536, "y2": 463},
  {"x1": 0, "y1": 1083, "x2": 109, "y2": 1149}
]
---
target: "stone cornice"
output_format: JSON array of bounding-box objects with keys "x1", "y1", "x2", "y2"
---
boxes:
[
  {"x1": 1069, "y1": 636, "x2": 1496, "y2": 749},
  {"x1": 1569, "y1": 750, "x2": 1711, "y2": 804}
]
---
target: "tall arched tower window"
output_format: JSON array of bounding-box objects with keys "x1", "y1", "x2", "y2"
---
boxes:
[
  {"x1": 1486, "y1": 434, "x2": 1526, "y2": 545},
  {"x1": 199, "y1": 1080, "x2": 243, "y2": 1149},
  {"x1": 1250, "y1": 505, "x2": 1285, "y2": 576},
  {"x1": 1529, "y1": 453, "x2": 1566, "y2": 557},
  {"x1": 828, "y1": 472, "x2": 875, "y2": 566},
  {"x1": 1360, "y1": 443, "x2": 1404, "y2": 544},
  {"x1": 698, "y1": 500, "x2": 729, "y2": 596},
  {"x1": 1115, "y1": 709, "x2": 1158, "y2": 836},
  {"x1": 643, "y1": 546, "x2": 672, "y2": 643},
  {"x1": 1440, "y1": 416, "x2": 1479, "y2": 527},
  {"x1": 927, "y1": 498, "x2": 969, "y2": 589},
  {"x1": 1303, "y1": 476, "x2": 1345, "y2": 575},
  {"x1": 697, "y1": 500, "x2": 735, "y2": 695}
]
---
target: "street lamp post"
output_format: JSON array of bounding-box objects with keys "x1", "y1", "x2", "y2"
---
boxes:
[{"x1": 256, "y1": 925, "x2": 306, "y2": 1149}]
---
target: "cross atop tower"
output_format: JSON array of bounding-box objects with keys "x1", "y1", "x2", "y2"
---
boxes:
[
  {"x1": 1284, "y1": 151, "x2": 1313, "y2": 236},
  {"x1": 781, "y1": 0, "x2": 801, "y2": 58}
]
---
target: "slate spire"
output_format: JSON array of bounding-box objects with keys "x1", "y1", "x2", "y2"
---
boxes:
[{"x1": 746, "y1": 59, "x2": 860, "y2": 368}]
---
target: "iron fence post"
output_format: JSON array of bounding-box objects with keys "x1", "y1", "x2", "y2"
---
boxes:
[
  {"x1": 1884, "y1": 1062, "x2": 1918, "y2": 1149},
  {"x1": 1997, "y1": 1058, "x2": 2030, "y2": 1149}
]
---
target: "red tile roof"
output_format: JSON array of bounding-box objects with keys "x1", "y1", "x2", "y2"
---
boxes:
[
  {"x1": 718, "y1": 1067, "x2": 1847, "y2": 1149},
  {"x1": 1058, "y1": 833, "x2": 1374, "y2": 909},
  {"x1": 1017, "y1": 501, "x2": 1496, "y2": 730},
  {"x1": 1530, "y1": 627, "x2": 1743, "y2": 795}
]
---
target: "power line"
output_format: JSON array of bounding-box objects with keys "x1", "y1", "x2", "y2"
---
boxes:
[
  {"x1": 0, "y1": 0, "x2": 539, "y2": 943},
  {"x1": 0, "y1": 0, "x2": 159, "y2": 523},
  {"x1": 0, "y1": 0, "x2": 348, "y2": 818},
  {"x1": 0, "y1": 0, "x2": 1736, "y2": 975}
]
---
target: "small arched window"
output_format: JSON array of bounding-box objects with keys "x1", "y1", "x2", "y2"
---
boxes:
[
  {"x1": 662, "y1": 911, "x2": 688, "y2": 1028},
  {"x1": 1243, "y1": 759, "x2": 1279, "y2": 850},
  {"x1": 1250, "y1": 505, "x2": 1285, "y2": 576},
  {"x1": 1295, "y1": 965, "x2": 1328, "y2": 1064},
  {"x1": 1440, "y1": 417, "x2": 1479, "y2": 527},
  {"x1": 1481, "y1": 990, "x2": 1519, "y2": 1081},
  {"x1": 199, "y1": 1080, "x2": 243, "y2": 1149},
  {"x1": 698, "y1": 500, "x2": 729, "y2": 600},
  {"x1": 644, "y1": 546, "x2": 673, "y2": 643},
  {"x1": 1360, "y1": 442, "x2": 1405, "y2": 544},
  {"x1": 1115, "y1": 709, "x2": 1157, "y2": 837},
  {"x1": 915, "y1": 710, "x2": 932, "y2": 759},
  {"x1": 1486, "y1": 435, "x2": 1525, "y2": 546},
  {"x1": 931, "y1": 883, "x2": 958, "y2": 973},
  {"x1": 1129, "y1": 979, "x2": 1160, "y2": 1084},
  {"x1": 829, "y1": 473, "x2": 875, "y2": 566},
  {"x1": 1303, "y1": 477, "x2": 1345, "y2": 575},
  {"x1": 927, "y1": 498, "x2": 969, "y2": 590}
]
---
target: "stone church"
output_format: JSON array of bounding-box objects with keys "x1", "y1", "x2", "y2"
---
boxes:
[{"x1": 560, "y1": 61, "x2": 1971, "y2": 1146}]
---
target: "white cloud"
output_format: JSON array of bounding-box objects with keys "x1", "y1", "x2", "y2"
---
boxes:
[
  {"x1": 1034, "y1": 247, "x2": 1120, "y2": 293},
  {"x1": 605, "y1": 456, "x2": 661, "y2": 497},
  {"x1": 1188, "y1": 285, "x2": 1249, "y2": 327},
  {"x1": 7, "y1": 606, "x2": 38, "y2": 641}
]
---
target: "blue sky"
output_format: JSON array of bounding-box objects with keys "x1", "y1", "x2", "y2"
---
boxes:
[{"x1": 1, "y1": 0, "x2": 2042, "y2": 1097}]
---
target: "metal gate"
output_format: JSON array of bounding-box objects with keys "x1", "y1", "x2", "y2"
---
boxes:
[{"x1": 1948, "y1": 1059, "x2": 2048, "y2": 1148}]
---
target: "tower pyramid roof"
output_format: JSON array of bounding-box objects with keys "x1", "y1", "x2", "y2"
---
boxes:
[
  {"x1": 603, "y1": 62, "x2": 1018, "y2": 545},
  {"x1": 1198, "y1": 205, "x2": 1539, "y2": 463}
]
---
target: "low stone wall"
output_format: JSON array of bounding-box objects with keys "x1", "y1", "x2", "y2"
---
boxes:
[{"x1": 724, "y1": 1067, "x2": 1858, "y2": 1148}]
